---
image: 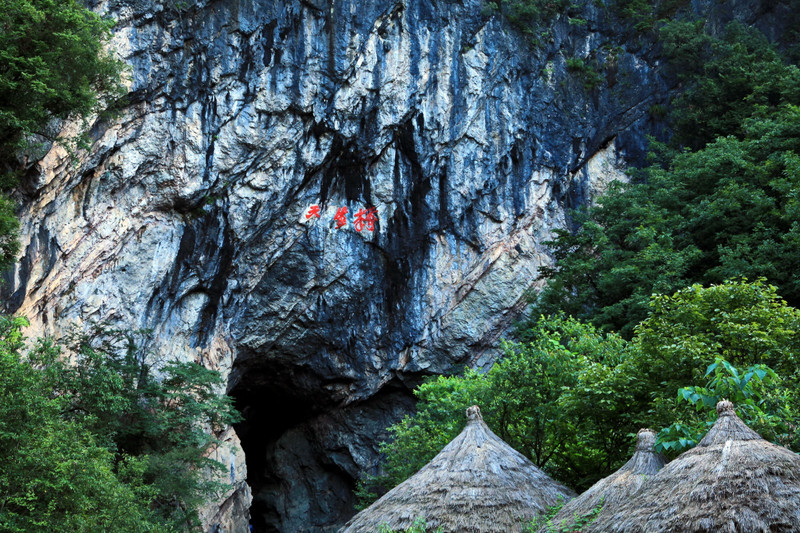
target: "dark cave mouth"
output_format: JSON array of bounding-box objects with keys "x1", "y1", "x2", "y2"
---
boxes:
[
  {"x1": 228, "y1": 361, "x2": 359, "y2": 533},
  {"x1": 230, "y1": 381, "x2": 316, "y2": 533}
]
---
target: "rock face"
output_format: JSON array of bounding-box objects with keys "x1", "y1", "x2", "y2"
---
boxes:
[{"x1": 1, "y1": 0, "x2": 697, "y2": 530}]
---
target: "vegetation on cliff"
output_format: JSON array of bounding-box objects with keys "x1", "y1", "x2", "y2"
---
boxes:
[
  {"x1": 0, "y1": 318, "x2": 240, "y2": 531},
  {"x1": 534, "y1": 19, "x2": 800, "y2": 337},
  {"x1": 0, "y1": 0, "x2": 125, "y2": 271}
]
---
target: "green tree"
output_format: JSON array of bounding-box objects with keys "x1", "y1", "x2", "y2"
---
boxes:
[
  {"x1": 626, "y1": 279, "x2": 800, "y2": 441},
  {"x1": 0, "y1": 193, "x2": 17, "y2": 272},
  {"x1": 0, "y1": 0, "x2": 125, "y2": 160},
  {"x1": 0, "y1": 0, "x2": 125, "y2": 270},
  {"x1": 632, "y1": 279, "x2": 800, "y2": 397},
  {"x1": 535, "y1": 106, "x2": 800, "y2": 336},
  {"x1": 0, "y1": 316, "x2": 162, "y2": 532},
  {"x1": 30, "y1": 324, "x2": 241, "y2": 530},
  {"x1": 534, "y1": 22, "x2": 800, "y2": 336},
  {"x1": 661, "y1": 21, "x2": 800, "y2": 150},
  {"x1": 656, "y1": 357, "x2": 798, "y2": 455}
]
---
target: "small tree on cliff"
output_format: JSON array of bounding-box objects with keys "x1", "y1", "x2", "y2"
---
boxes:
[{"x1": 0, "y1": 0, "x2": 126, "y2": 271}]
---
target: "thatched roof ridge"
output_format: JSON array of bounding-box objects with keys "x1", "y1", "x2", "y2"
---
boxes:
[
  {"x1": 695, "y1": 399, "x2": 762, "y2": 445},
  {"x1": 541, "y1": 428, "x2": 666, "y2": 532},
  {"x1": 584, "y1": 400, "x2": 800, "y2": 533},
  {"x1": 340, "y1": 406, "x2": 575, "y2": 533}
]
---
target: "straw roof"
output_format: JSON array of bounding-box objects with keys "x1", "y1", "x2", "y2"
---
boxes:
[
  {"x1": 340, "y1": 405, "x2": 575, "y2": 533},
  {"x1": 584, "y1": 400, "x2": 800, "y2": 533},
  {"x1": 541, "y1": 428, "x2": 666, "y2": 532}
]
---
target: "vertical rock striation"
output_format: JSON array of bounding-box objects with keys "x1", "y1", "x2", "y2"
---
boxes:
[{"x1": 0, "y1": 0, "x2": 719, "y2": 530}]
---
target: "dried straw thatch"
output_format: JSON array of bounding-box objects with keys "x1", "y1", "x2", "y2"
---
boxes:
[
  {"x1": 340, "y1": 405, "x2": 575, "y2": 533},
  {"x1": 584, "y1": 400, "x2": 800, "y2": 533},
  {"x1": 541, "y1": 428, "x2": 666, "y2": 532}
]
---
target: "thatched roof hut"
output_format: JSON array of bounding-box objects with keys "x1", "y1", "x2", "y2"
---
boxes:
[
  {"x1": 541, "y1": 428, "x2": 666, "y2": 532},
  {"x1": 584, "y1": 400, "x2": 800, "y2": 532},
  {"x1": 340, "y1": 405, "x2": 575, "y2": 533}
]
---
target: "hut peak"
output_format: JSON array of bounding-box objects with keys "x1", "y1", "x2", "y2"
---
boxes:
[
  {"x1": 540, "y1": 427, "x2": 666, "y2": 532},
  {"x1": 466, "y1": 405, "x2": 483, "y2": 423},
  {"x1": 716, "y1": 399, "x2": 735, "y2": 415},
  {"x1": 697, "y1": 399, "x2": 761, "y2": 447},
  {"x1": 635, "y1": 428, "x2": 657, "y2": 451}
]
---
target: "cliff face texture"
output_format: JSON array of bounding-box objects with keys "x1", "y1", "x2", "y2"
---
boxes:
[{"x1": 1, "y1": 0, "x2": 677, "y2": 530}]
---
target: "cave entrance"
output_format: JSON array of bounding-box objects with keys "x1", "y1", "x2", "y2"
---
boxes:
[
  {"x1": 228, "y1": 359, "x2": 360, "y2": 533},
  {"x1": 231, "y1": 382, "x2": 316, "y2": 532}
]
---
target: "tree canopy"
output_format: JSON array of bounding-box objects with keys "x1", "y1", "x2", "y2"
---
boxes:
[
  {"x1": 0, "y1": 318, "x2": 241, "y2": 531},
  {"x1": 0, "y1": 317, "x2": 160, "y2": 532},
  {"x1": 0, "y1": 0, "x2": 125, "y2": 271},
  {"x1": 534, "y1": 21, "x2": 800, "y2": 337}
]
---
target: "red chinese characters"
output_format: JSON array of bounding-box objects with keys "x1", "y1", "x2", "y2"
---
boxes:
[
  {"x1": 334, "y1": 206, "x2": 349, "y2": 229},
  {"x1": 304, "y1": 204, "x2": 378, "y2": 231},
  {"x1": 353, "y1": 207, "x2": 378, "y2": 232},
  {"x1": 305, "y1": 204, "x2": 321, "y2": 219}
]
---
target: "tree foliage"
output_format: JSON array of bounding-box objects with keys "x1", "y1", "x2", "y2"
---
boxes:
[
  {"x1": 0, "y1": 0, "x2": 125, "y2": 271},
  {"x1": 628, "y1": 279, "x2": 800, "y2": 454},
  {"x1": 362, "y1": 281, "x2": 800, "y2": 505},
  {"x1": 0, "y1": 0, "x2": 125, "y2": 158},
  {"x1": 0, "y1": 317, "x2": 161, "y2": 532},
  {"x1": 0, "y1": 318, "x2": 240, "y2": 531},
  {"x1": 533, "y1": 20, "x2": 800, "y2": 337},
  {"x1": 656, "y1": 356, "x2": 797, "y2": 454}
]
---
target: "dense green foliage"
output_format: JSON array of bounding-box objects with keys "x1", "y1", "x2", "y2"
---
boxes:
[
  {"x1": 0, "y1": 318, "x2": 240, "y2": 531},
  {"x1": 0, "y1": 0, "x2": 125, "y2": 271},
  {"x1": 0, "y1": 193, "x2": 17, "y2": 272},
  {"x1": 0, "y1": 317, "x2": 161, "y2": 531},
  {"x1": 534, "y1": 21, "x2": 800, "y2": 336},
  {"x1": 656, "y1": 356, "x2": 795, "y2": 453},
  {"x1": 0, "y1": 0, "x2": 124, "y2": 157},
  {"x1": 633, "y1": 280, "x2": 800, "y2": 453},
  {"x1": 360, "y1": 281, "x2": 800, "y2": 506}
]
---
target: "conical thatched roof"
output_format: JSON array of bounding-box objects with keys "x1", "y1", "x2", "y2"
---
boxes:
[
  {"x1": 584, "y1": 400, "x2": 800, "y2": 533},
  {"x1": 541, "y1": 428, "x2": 666, "y2": 532},
  {"x1": 340, "y1": 406, "x2": 575, "y2": 533}
]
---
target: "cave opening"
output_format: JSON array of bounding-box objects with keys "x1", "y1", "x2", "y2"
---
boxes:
[
  {"x1": 230, "y1": 365, "x2": 320, "y2": 533},
  {"x1": 228, "y1": 357, "x2": 362, "y2": 533}
]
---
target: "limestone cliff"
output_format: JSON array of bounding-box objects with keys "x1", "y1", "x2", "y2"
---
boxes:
[{"x1": 3, "y1": 0, "x2": 696, "y2": 530}]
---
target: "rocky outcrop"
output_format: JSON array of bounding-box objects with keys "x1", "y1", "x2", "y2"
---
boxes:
[{"x1": 2, "y1": 0, "x2": 677, "y2": 530}]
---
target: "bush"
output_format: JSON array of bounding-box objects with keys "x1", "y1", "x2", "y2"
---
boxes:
[
  {"x1": 0, "y1": 316, "x2": 162, "y2": 531},
  {"x1": 0, "y1": 0, "x2": 126, "y2": 271},
  {"x1": 0, "y1": 318, "x2": 241, "y2": 531}
]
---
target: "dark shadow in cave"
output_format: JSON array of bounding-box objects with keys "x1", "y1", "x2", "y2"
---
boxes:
[
  {"x1": 228, "y1": 352, "x2": 367, "y2": 533},
  {"x1": 230, "y1": 364, "x2": 320, "y2": 533}
]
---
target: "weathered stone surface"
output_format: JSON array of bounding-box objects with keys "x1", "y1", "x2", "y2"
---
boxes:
[{"x1": 8, "y1": 0, "x2": 780, "y2": 531}]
